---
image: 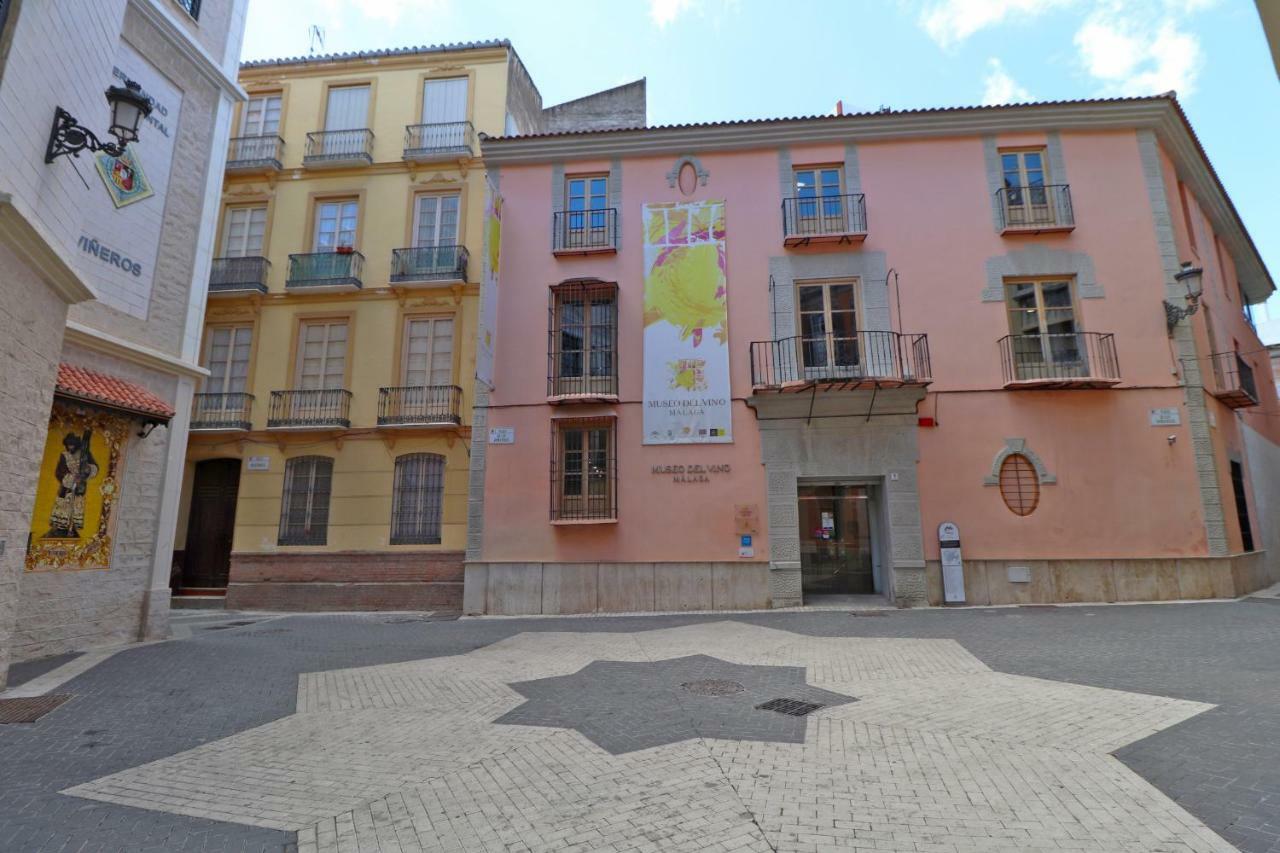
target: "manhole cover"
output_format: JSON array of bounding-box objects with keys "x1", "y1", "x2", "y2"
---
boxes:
[
  {"x1": 756, "y1": 697, "x2": 823, "y2": 717},
  {"x1": 681, "y1": 679, "x2": 744, "y2": 696},
  {"x1": 0, "y1": 694, "x2": 72, "y2": 724}
]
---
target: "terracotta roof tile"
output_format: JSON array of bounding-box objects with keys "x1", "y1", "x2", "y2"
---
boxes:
[{"x1": 55, "y1": 363, "x2": 175, "y2": 420}]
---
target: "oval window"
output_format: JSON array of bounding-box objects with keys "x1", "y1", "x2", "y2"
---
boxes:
[
  {"x1": 998, "y1": 453, "x2": 1040, "y2": 516},
  {"x1": 677, "y1": 162, "x2": 698, "y2": 196}
]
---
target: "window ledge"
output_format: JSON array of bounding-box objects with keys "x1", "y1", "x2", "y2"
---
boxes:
[
  {"x1": 551, "y1": 517, "x2": 618, "y2": 526},
  {"x1": 547, "y1": 393, "x2": 619, "y2": 405}
]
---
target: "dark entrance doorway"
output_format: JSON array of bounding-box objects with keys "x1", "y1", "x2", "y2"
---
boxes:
[
  {"x1": 798, "y1": 483, "x2": 877, "y2": 595},
  {"x1": 180, "y1": 458, "x2": 241, "y2": 591}
]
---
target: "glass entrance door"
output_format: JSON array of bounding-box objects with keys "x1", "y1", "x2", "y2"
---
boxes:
[{"x1": 798, "y1": 484, "x2": 876, "y2": 595}]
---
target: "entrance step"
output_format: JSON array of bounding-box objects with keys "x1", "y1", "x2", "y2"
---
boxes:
[{"x1": 171, "y1": 594, "x2": 226, "y2": 610}]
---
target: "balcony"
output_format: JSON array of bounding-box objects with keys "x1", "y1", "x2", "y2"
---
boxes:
[
  {"x1": 190, "y1": 392, "x2": 253, "y2": 431},
  {"x1": 996, "y1": 184, "x2": 1075, "y2": 234},
  {"x1": 209, "y1": 256, "x2": 270, "y2": 296},
  {"x1": 390, "y1": 245, "x2": 468, "y2": 284},
  {"x1": 782, "y1": 194, "x2": 867, "y2": 247},
  {"x1": 303, "y1": 129, "x2": 373, "y2": 168},
  {"x1": 750, "y1": 331, "x2": 932, "y2": 392},
  {"x1": 999, "y1": 332, "x2": 1119, "y2": 388},
  {"x1": 267, "y1": 389, "x2": 352, "y2": 429},
  {"x1": 552, "y1": 208, "x2": 618, "y2": 256},
  {"x1": 403, "y1": 122, "x2": 474, "y2": 162},
  {"x1": 226, "y1": 135, "x2": 283, "y2": 173},
  {"x1": 286, "y1": 251, "x2": 363, "y2": 292},
  {"x1": 377, "y1": 385, "x2": 463, "y2": 427},
  {"x1": 1209, "y1": 351, "x2": 1260, "y2": 408}
]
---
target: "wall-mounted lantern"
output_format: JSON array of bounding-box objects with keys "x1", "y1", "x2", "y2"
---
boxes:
[
  {"x1": 1164, "y1": 261, "x2": 1204, "y2": 332},
  {"x1": 45, "y1": 79, "x2": 153, "y2": 163}
]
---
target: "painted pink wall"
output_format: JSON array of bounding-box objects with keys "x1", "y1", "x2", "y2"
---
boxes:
[{"x1": 483, "y1": 129, "x2": 1247, "y2": 565}]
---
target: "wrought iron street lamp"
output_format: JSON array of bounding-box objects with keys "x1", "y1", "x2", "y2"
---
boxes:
[
  {"x1": 44, "y1": 79, "x2": 153, "y2": 163},
  {"x1": 1164, "y1": 261, "x2": 1204, "y2": 332}
]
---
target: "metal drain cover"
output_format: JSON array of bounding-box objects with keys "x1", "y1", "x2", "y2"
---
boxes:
[
  {"x1": 756, "y1": 697, "x2": 824, "y2": 717},
  {"x1": 681, "y1": 679, "x2": 744, "y2": 697},
  {"x1": 0, "y1": 694, "x2": 72, "y2": 724}
]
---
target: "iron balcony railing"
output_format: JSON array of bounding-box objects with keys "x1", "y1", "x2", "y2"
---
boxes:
[
  {"x1": 552, "y1": 208, "x2": 618, "y2": 253},
  {"x1": 390, "y1": 245, "x2": 468, "y2": 283},
  {"x1": 303, "y1": 129, "x2": 374, "y2": 165},
  {"x1": 750, "y1": 331, "x2": 931, "y2": 388},
  {"x1": 999, "y1": 332, "x2": 1119, "y2": 385},
  {"x1": 996, "y1": 184, "x2": 1075, "y2": 231},
  {"x1": 403, "y1": 121, "x2": 474, "y2": 158},
  {"x1": 209, "y1": 256, "x2": 270, "y2": 294},
  {"x1": 286, "y1": 251, "x2": 364, "y2": 289},
  {"x1": 190, "y1": 392, "x2": 253, "y2": 431},
  {"x1": 1209, "y1": 351, "x2": 1260, "y2": 408},
  {"x1": 267, "y1": 389, "x2": 352, "y2": 428},
  {"x1": 226, "y1": 134, "x2": 283, "y2": 169},
  {"x1": 377, "y1": 385, "x2": 463, "y2": 426},
  {"x1": 781, "y1": 193, "x2": 867, "y2": 243}
]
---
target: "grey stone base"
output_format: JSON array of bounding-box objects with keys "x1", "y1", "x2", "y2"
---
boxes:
[
  {"x1": 464, "y1": 561, "x2": 771, "y2": 615},
  {"x1": 768, "y1": 564, "x2": 802, "y2": 609},
  {"x1": 892, "y1": 565, "x2": 928, "y2": 607}
]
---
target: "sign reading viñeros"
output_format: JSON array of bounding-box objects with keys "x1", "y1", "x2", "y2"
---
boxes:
[{"x1": 642, "y1": 199, "x2": 731, "y2": 444}]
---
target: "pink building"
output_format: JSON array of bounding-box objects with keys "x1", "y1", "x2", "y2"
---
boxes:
[{"x1": 464, "y1": 95, "x2": 1280, "y2": 613}]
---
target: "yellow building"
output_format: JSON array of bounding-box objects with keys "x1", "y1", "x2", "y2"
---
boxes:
[{"x1": 172, "y1": 40, "x2": 644, "y2": 609}]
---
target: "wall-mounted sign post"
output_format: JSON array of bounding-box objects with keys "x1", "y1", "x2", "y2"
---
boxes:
[{"x1": 938, "y1": 521, "x2": 965, "y2": 604}]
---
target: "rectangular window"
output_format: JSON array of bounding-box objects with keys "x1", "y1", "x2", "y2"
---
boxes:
[
  {"x1": 564, "y1": 175, "x2": 610, "y2": 243},
  {"x1": 297, "y1": 320, "x2": 347, "y2": 390},
  {"x1": 313, "y1": 200, "x2": 358, "y2": 252},
  {"x1": 403, "y1": 316, "x2": 454, "y2": 386},
  {"x1": 422, "y1": 77, "x2": 468, "y2": 125},
  {"x1": 792, "y1": 167, "x2": 846, "y2": 233},
  {"x1": 552, "y1": 419, "x2": 616, "y2": 521},
  {"x1": 221, "y1": 206, "x2": 267, "y2": 257},
  {"x1": 175, "y1": 0, "x2": 200, "y2": 20},
  {"x1": 390, "y1": 453, "x2": 445, "y2": 544},
  {"x1": 242, "y1": 95, "x2": 282, "y2": 136},
  {"x1": 1230, "y1": 460, "x2": 1254, "y2": 552},
  {"x1": 324, "y1": 85, "x2": 370, "y2": 131},
  {"x1": 797, "y1": 280, "x2": 858, "y2": 374},
  {"x1": 551, "y1": 283, "x2": 617, "y2": 396},
  {"x1": 279, "y1": 456, "x2": 333, "y2": 546},
  {"x1": 412, "y1": 194, "x2": 460, "y2": 248},
  {"x1": 204, "y1": 326, "x2": 252, "y2": 394},
  {"x1": 1000, "y1": 149, "x2": 1049, "y2": 224},
  {"x1": 1004, "y1": 279, "x2": 1084, "y2": 376}
]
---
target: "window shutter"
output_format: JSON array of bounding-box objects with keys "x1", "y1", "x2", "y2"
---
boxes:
[
  {"x1": 325, "y1": 86, "x2": 370, "y2": 131},
  {"x1": 422, "y1": 78, "x2": 468, "y2": 125}
]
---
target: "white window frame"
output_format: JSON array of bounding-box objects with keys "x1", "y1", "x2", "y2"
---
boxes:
[
  {"x1": 221, "y1": 205, "x2": 267, "y2": 258},
  {"x1": 242, "y1": 94, "x2": 281, "y2": 136},
  {"x1": 296, "y1": 320, "x2": 348, "y2": 390},
  {"x1": 402, "y1": 315, "x2": 454, "y2": 387},
  {"x1": 204, "y1": 325, "x2": 252, "y2": 395},
  {"x1": 313, "y1": 199, "x2": 358, "y2": 252}
]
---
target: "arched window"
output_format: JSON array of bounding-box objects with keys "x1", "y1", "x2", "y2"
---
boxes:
[
  {"x1": 391, "y1": 453, "x2": 445, "y2": 544},
  {"x1": 998, "y1": 453, "x2": 1040, "y2": 516},
  {"x1": 279, "y1": 456, "x2": 333, "y2": 545}
]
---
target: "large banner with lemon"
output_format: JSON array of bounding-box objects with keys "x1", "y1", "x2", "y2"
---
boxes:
[{"x1": 642, "y1": 200, "x2": 732, "y2": 444}]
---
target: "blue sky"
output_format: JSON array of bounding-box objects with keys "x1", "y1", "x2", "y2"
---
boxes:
[{"x1": 241, "y1": 0, "x2": 1280, "y2": 340}]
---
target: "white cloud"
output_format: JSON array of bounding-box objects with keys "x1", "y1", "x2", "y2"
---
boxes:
[
  {"x1": 920, "y1": 0, "x2": 1075, "y2": 48},
  {"x1": 1073, "y1": 2, "x2": 1208, "y2": 97},
  {"x1": 650, "y1": 0, "x2": 695, "y2": 27},
  {"x1": 982, "y1": 58, "x2": 1033, "y2": 105}
]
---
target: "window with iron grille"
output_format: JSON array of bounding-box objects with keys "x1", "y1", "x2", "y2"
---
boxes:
[
  {"x1": 174, "y1": 0, "x2": 201, "y2": 19},
  {"x1": 278, "y1": 456, "x2": 333, "y2": 545},
  {"x1": 391, "y1": 453, "x2": 445, "y2": 544},
  {"x1": 551, "y1": 418, "x2": 617, "y2": 521},
  {"x1": 549, "y1": 281, "x2": 617, "y2": 397},
  {"x1": 998, "y1": 453, "x2": 1040, "y2": 517},
  {"x1": 1230, "y1": 460, "x2": 1254, "y2": 552}
]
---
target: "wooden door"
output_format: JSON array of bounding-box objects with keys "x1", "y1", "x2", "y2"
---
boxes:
[{"x1": 181, "y1": 459, "x2": 241, "y2": 590}]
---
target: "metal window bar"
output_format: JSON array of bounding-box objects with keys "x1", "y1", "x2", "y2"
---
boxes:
[
  {"x1": 749, "y1": 331, "x2": 931, "y2": 387},
  {"x1": 403, "y1": 121, "x2": 474, "y2": 155},
  {"x1": 390, "y1": 245, "x2": 468, "y2": 283},
  {"x1": 547, "y1": 282, "x2": 619, "y2": 397},
  {"x1": 552, "y1": 208, "x2": 618, "y2": 252},
  {"x1": 377, "y1": 385, "x2": 462, "y2": 425},
  {"x1": 278, "y1": 456, "x2": 332, "y2": 545},
  {"x1": 227, "y1": 135, "x2": 283, "y2": 166},
  {"x1": 998, "y1": 332, "x2": 1119, "y2": 383},
  {"x1": 191, "y1": 392, "x2": 254, "y2": 430},
  {"x1": 304, "y1": 129, "x2": 374, "y2": 162},
  {"x1": 995, "y1": 184, "x2": 1074, "y2": 230},
  {"x1": 550, "y1": 420, "x2": 617, "y2": 521},
  {"x1": 210, "y1": 256, "x2": 270, "y2": 293},
  {"x1": 267, "y1": 389, "x2": 352, "y2": 428},
  {"x1": 390, "y1": 453, "x2": 445, "y2": 544},
  {"x1": 781, "y1": 194, "x2": 867, "y2": 240},
  {"x1": 286, "y1": 251, "x2": 364, "y2": 288}
]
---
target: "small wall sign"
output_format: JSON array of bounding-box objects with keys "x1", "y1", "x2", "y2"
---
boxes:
[
  {"x1": 246, "y1": 456, "x2": 270, "y2": 471},
  {"x1": 488, "y1": 427, "x2": 515, "y2": 444},
  {"x1": 938, "y1": 521, "x2": 965, "y2": 604},
  {"x1": 738, "y1": 534, "x2": 754, "y2": 559},
  {"x1": 733, "y1": 504, "x2": 759, "y2": 535},
  {"x1": 1149, "y1": 408, "x2": 1181, "y2": 426}
]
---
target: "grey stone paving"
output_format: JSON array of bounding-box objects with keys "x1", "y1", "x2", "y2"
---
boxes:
[
  {"x1": 5, "y1": 651, "x2": 81, "y2": 689},
  {"x1": 0, "y1": 601, "x2": 1278, "y2": 851}
]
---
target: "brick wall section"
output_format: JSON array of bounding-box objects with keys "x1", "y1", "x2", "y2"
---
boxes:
[
  {"x1": 225, "y1": 552, "x2": 466, "y2": 612},
  {"x1": 0, "y1": 248, "x2": 70, "y2": 688}
]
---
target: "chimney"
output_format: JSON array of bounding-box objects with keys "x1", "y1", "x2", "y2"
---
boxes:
[{"x1": 834, "y1": 99, "x2": 844, "y2": 116}]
